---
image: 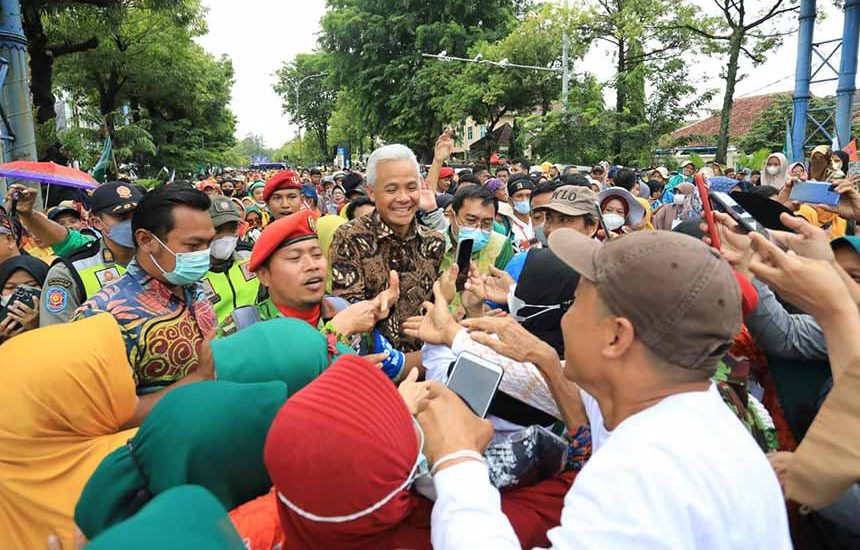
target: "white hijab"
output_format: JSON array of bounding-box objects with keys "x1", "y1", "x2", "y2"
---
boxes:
[{"x1": 761, "y1": 153, "x2": 789, "y2": 190}]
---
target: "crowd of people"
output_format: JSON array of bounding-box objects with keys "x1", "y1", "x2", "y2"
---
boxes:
[{"x1": 1, "y1": 129, "x2": 859, "y2": 549}]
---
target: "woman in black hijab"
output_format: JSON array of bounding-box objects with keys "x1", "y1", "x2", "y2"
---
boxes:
[{"x1": 0, "y1": 255, "x2": 49, "y2": 339}]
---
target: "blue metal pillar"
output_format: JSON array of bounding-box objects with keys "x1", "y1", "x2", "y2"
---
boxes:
[
  {"x1": 836, "y1": 0, "x2": 860, "y2": 149},
  {"x1": 792, "y1": 0, "x2": 816, "y2": 162},
  {"x1": 0, "y1": 0, "x2": 38, "y2": 200}
]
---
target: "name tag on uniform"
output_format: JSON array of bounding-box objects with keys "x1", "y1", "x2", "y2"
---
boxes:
[
  {"x1": 200, "y1": 279, "x2": 221, "y2": 305},
  {"x1": 94, "y1": 267, "x2": 122, "y2": 288},
  {"x1": 239, "y1": 263, "x2": 256, "y2": 282}
]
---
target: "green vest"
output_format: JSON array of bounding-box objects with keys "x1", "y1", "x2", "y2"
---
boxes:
[{"x1": 202, "y1": 255, "x2": 260, "y2": 324}]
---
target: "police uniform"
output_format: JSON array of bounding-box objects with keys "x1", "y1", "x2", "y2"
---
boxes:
[
  {"x1": 202, "y1": 197, "x2": 261, "y2": 323},
  {"x1": 39, "y1": 182, "x2": 141, "y2": 326}
]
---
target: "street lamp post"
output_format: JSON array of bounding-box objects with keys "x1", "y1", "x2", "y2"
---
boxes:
[{"x1": 293, "y1": 72, "x2": 325, "y2": 166}]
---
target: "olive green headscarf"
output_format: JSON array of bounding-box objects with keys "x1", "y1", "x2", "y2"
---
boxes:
[
  {"x1": 85, "y1": 485, "x2": 244, "y2": 550},
  {"x1": 212, "y1": 316, "x2": 352, "y2": 393},
  {"x1": 75, "y1": 380, "x2": 287, "y2": 539}
]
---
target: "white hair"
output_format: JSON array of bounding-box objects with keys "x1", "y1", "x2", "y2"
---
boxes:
[{"x1": 365, "y1": 144, "x2": 420, "y2": 187}]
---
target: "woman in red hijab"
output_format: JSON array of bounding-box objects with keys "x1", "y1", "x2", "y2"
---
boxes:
[{"x1": 253, "y1": 355, "x2": 574, "y2": 550}]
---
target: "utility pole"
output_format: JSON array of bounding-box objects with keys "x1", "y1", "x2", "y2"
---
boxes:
[
  {"x1": 561, "y1": 0, "x2": 570, "y2": 111},
  {"x1": 0, "y1": 0, "x2": 40, "y2": 204}
]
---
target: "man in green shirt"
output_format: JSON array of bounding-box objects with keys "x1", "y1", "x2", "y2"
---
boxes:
[{"x1": 8, "y1": 182, "x2": 141, "y2": 325}]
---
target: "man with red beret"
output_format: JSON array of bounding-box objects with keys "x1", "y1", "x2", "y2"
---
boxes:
[
  {"x1": 264, "y1": 170, "x2": 305, "y2": 221},
  {"x1": 217, "y1": 210, "x2": 407, "y2": 379}
]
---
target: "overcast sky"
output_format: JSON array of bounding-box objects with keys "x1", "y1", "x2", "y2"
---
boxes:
[{"x1": 197, "y1": 0, "x2": 848, "y2": 148}]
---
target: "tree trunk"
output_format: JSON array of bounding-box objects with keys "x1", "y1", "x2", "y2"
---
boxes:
[
  {"x1": 612, "y1": 36, "x2": 626, "y2": 163},
  {"x1": 716, "y1": 32, "x2": 743, "y2": 165}
]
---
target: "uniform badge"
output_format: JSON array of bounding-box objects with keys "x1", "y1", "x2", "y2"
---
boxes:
[
  {"x1": 239, "y1": 262, "x2": 256, "y2": 282},
  {"x1": 116, "y1": 185, "x2": 132, "y2": 199},
  {"x1": 200, "y1": 279, "x2": 220, "y2": 304},
  {"x1": 46, "y1": 287, "x2": 68, "y2": 313},
  {"x1": 307, "y1": 215, "x2": 317, "y2": 233},
  {"x1": 94, "y1": 267, "x2": 121, "y2": 287}
]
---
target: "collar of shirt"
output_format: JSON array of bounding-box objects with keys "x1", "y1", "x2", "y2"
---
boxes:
[
  {"x1": 368, "y1": 209, "x2": 419, "y2": 241},
  {"x1": 126, "y1": 259, "x2": 204, "y2": 306}
]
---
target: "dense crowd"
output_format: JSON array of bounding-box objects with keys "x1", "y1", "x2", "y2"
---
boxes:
[{"x1": 1, "y1": 130, "x2": 859, "y2": 549}]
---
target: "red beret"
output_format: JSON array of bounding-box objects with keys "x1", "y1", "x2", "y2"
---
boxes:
[
  {"x1": 263, "y1": 170, "x2": 302, "y2": 202},
  {"x1": 249, "y1": 210, "x2": 320, "y2": 271},
  {"x1": 439, "y1": 167, "x2": 454, "y2": 179}
]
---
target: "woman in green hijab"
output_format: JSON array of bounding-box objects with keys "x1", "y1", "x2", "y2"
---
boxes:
[
  {"x1": 84, "y1": 485, "x2": 244, "y2": 550},
  {"x1": 75, "y1": 380, "x2": 288, "y2": 540}
]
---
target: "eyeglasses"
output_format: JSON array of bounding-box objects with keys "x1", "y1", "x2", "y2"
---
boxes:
[{"x1": 455, "y1": 216, "x2": 494, "y2": 233}]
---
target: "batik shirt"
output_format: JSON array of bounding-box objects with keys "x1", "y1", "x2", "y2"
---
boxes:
[
  {"x1": 73, "y1": 259, "x2": 216, "y2": 392},
  {"x1": 329, "y1": 210, "x2": 445, "y2": 352}
]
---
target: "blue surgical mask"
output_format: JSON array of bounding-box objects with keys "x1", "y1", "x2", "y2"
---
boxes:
[
  {"x1": 106, "y1": 219, "x2": 135, "y2": 249},
  {"x1": 513, "y1": 200, "x2": 531, "y2": 215},
  {"x1": 149, "y1": 234, "x2": 211, "y2": 286},
  {"x1": 458, "y1": 226, "x2": 491, "y2": 252},
  {"x1": 534, "y1": 224, "x2": 548, "y2": 246}
]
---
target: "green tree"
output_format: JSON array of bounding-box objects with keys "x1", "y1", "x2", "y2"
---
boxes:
[
  {"x1": 678, "y1": 0, "x2": 800, "y2": 164},
  {"x1": 520, "y1": 75, "x2": 611, "y2": 164},
  {"x1": 320, "y1": 0, "x2": 521, "y2": 161},
  {"x1": 274, "y1": 53, "x2": 337, "y2": 160},
  {"x1": 432, "y1": 3, "x2": 589, "y2": 161},
  {"x1": 328, "y1": 89, "x2": 374, "y2": 162},
  {"x1": 589, "y1": 0, "x2": 706, "y2": 164}
]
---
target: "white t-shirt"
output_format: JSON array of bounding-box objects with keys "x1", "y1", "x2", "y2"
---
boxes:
[{"x1": 544, "y1": 385, "x2": 792, "y2": 549}]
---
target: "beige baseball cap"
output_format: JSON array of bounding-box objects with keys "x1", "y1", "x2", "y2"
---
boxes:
[
  {"x1": 533, "y1": 185, "x2": 598, "y2": 217},
  {"x1": 547, "y1": 229, "x2": 741, "y2": 372}
]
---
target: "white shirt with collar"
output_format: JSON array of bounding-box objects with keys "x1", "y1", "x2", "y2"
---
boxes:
[{"x1": 430, "y1": 384, "x2": 792, "y2": 550}]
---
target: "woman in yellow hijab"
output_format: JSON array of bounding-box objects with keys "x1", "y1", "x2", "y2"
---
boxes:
[{"x1": 0, "y1": 313, "x2": 138, "y2": 550}]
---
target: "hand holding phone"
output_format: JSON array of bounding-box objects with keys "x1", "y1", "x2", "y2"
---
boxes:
[
  {"x1": 789, "y1": 181, "x2": 841, "y2": 206},
  {"x1": 447, "y1": 352, "x2": 504, "y2": 418},
  {"x1": 709, "y1": 191, "x2": 760, "y2": 234},
  {"x1": 455, "y1": 238, "x2": 473, "y2": 292},
  {"x1": 697, "y1": 174, "x2": 721, "y2": 250}
]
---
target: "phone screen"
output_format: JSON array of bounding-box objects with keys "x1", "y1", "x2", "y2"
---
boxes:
[
  {"x1": 789, "y1": 181, "x2": 841, "y2": 206},
  {"x1": 709, "y1": 191, "x2": 759, "y2": 233},
  {"x1": 455, "y1": 238, "x2": 473, "y2": 292},
  {"x1": 447, "y1": 353, "x2": 503, "y2": 418}
]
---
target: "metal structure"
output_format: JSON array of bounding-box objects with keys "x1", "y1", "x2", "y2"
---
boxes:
[
  {"x1": 293, "y1": 72, "x2": 325, "y2": 163},
  {"x1": 791, "y1": 0, "x2": 860, "y2": 162},
  {"x1": 0, "y1": 0, "x2": 39, "y2": 202}
]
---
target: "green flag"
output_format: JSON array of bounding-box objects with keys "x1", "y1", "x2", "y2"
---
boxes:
[
  {"x1": 782, "y1": 119, "x2": 793, "y2": 162},
  {"x1": 91, "y1": 135, "x2": 112, "y2": 183}
]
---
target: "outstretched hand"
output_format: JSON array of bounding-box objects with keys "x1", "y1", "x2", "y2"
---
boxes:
[
  {"x1": 461, "y1": 315, "x2": 558, "y2": 369},
  {"x1": 402, "y1": 281, "x2": 462, "y2": 346},
  {"x1": 434, "y1": 127, "x2": 455, "y2": 163},
  {"x1": 767, "y1": 212, "x2": 833, "y2": 262},
  {"x1": 817, "y1": 176, "x2": 860, "y2": 221}
]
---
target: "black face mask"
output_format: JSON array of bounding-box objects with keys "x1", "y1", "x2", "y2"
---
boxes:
[{"x1": 222, "y1": 189, "x2": 234, "y2": 197}]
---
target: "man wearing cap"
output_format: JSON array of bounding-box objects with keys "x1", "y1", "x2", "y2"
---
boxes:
[
  {"x1": 590, "y1": 164, "x2": 606, "y2": 186},
  {"x1": 436, "y1": 167, "x2": 456, "y2": 194},
  {"x1": 309, "y1": 167, "x2": 323, "y2": 188},
  {"x1": 216, "y1": 211, "x2": 406, "y2": 379},
  {"x1": 533, "y1": 185, "x2": 599, "y2": 240},
  {"x1": 47, "y1": 204, "x2": 85, "y2": 232},
  {"x1": 201, "y1": 196, "x2": 260, "y2": 324},
  {"x1": 649, "y1": 166, "x2": 670, "y2": 186},
  {"x1": 503, "y1": 174, "x2": 539, "y2": 253},
  {"x1": 417, "y1": 230, "x2": 791, "y2": 549},
  {"x1": 6, "y1": 182, "x2": 142, "y2": 326},
  {"x1": 264, "y1": 170, "x2": 305, "y2": 221}
]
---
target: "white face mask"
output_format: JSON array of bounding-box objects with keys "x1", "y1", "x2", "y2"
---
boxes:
[
  {"x1": 603, "y1": 212, "x2": 625, "y2": 231},
  {"x1": 277, "y1": 417, "x2": 429, "y2": 523},
  {"x1": 506, "y1": 284, "x2": 569, "y2": 322},
  {"x1": 0, "y1": 293, "x2": 10, "y2": 307},
  {"x1": 766, "y1": 165, "x2": 780, "y2": 176},
  {"x1": 673, "y1": 193, "x2": 686, "y2": 205},
  {"x1": 210, "y1": 236, "x2": 238, "y2": 260}
]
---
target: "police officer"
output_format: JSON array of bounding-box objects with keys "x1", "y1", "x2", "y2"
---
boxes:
[
  {"x1": 31, "y1": 182, "x2": 142, "y2": 325},
  {"x1": 202, "y1": 195, "x2": 260, "y2": 323}
]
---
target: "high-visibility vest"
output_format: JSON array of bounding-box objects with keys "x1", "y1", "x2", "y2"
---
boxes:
[
  {"x1": 201, "y1": 254, "x2": 260, "y2": 324},
  {"x1": 56, "y1": 239, "x2": 127, "y2": 301}
]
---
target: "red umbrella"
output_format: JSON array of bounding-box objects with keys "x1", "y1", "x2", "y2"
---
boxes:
[{"x1": 0, "y1": 161, "x2": 99, "y2": 190}]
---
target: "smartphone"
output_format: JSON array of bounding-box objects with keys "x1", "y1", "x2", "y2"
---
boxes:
[
  {"x1": 709, "y1": 191, "x2": 759, "y2": 234},
  {"x1": 0, "y1": 284, "x2": 39, "y2": 328},
  {"x1": 455, "y1": 238, "x2": 473, "y2": 292},
  {"x1": 729, "y1": 191, "x2": 795, "y2": 232},
  {"x1": 447, "y1": 352, "x2": 504, "y2": 418},
  {"x1": 595, "y1": 204, "x2": 611, "y2": 238},
  {"x1": 790, "y1": 181, "x2": 841, "y2": 206},
  {"x1": 697, "y1": 174, "x2": 721, "y2": 250}
]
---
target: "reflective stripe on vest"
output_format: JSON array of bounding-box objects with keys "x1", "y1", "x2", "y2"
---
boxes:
[
  {"x1": 203, "y1": 258, "x2": 260, "y2": 324},
  {"x1": 73, "y1": 255, "x2": 127, "y2": 299}
]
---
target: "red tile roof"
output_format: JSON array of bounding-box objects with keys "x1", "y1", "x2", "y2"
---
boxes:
[{"x1": 670, "y1": 92, "x2": 793, "y2": 146}]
